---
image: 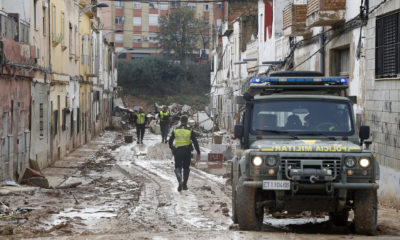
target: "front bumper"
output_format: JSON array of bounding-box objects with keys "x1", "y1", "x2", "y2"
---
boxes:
[{"x1": 243, "y1": 181, "x2": 379, "y2": 190}]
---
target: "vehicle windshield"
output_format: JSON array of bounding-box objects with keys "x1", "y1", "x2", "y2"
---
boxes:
[{"x1": 251, "y1": 100, "x2": 354, "y2": 136}]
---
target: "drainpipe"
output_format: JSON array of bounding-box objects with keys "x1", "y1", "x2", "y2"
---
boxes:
[
  {"x1": 319, "y1": 29, "x2": 325, "y2": 76},
  {"x1": 48, "y1": 0, "x2": 51, "y2": 76}
]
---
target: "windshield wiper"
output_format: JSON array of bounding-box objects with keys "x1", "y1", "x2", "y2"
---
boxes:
[
  {"x1": 255, "y1": 129, "x2": 299, "y2": 139},
  {"x1": 296, "y1": 133, "x2": 337, "y2": 141}
]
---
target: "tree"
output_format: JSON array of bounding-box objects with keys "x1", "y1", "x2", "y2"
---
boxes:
[
  {"x1": 118, "y1": 57, "x2": 183, "y2": 95},
  {"x1": 117, "y1": 57, "x2": 210, "y2": 96},
  {"x1": 158, "y1": 6, "x2": 201, "y2": 64}
]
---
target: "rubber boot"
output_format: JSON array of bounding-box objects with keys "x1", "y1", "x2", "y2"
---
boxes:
[
  {"x1": 175, "y1": 168, "x2": 183, "y2": 191},
  {"x1": 182, "y1": 168, "x2": 190, "y2": 190}
]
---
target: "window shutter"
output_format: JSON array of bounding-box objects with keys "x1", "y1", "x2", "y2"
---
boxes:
[{"x1": 376, "y1": 18, "x2": 383, "y2": 77}]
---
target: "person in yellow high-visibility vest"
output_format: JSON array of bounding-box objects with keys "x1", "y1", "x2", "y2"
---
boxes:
[
  {"x1": 133, "y1": 107, "x2": 148, "y2": 144},
  {"x1": 158, "y1": 105, "x2": 170, "y2": 143},
  {"x1": 169, "y1": 115, "x2": 200, "y2": 191}
]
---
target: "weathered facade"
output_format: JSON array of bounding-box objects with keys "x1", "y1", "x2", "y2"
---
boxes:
[
  {"x1": 30, "y1": 0, "x2": 51, "y2": 170},
  {"x1": 210, "y1": 0, "x2": 258, "y2": 131},
  {"x1": 0, "y1": 4, "x2": 34, "y2": 181},
  {"x1": 78, "y1": 0, "x2": 94, "y2": 145}
]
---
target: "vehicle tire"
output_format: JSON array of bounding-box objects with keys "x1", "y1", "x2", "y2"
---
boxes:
[
  {"x1": 353, "y1": 189, "x2": 377, "y2": 235},
  {"x1": 329, "y1": 210, "x2": 349, "y2": 226},
  {"x1": 236, "y1": 178, "x2": 263, "y2": 230},
  {"x1": 231, "y1": 165, "x2": 238, "y2": 224}
]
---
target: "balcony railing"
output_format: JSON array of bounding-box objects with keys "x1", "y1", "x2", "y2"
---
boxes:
[
  {"x1": 283, "y1": 4, "x2": 310, "y2": 36},
  {"x1": 306, "y1": 0, "x2": 346, "y2": 27},
  {"x1": 0, "y1": 14, "x2": 30, "y2": 43}
]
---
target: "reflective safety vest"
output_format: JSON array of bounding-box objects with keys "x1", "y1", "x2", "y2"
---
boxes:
[
  {"x1": 174, "y1": 128, "x2": 191, "y2": 148},
  {"x1": 160, "y1": 110, "x2": 170, "y2": 121},
  {"x1": 136, "y1": 113, "x2": 146, "y2": 124}
]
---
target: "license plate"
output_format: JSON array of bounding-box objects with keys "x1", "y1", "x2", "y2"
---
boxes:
[{"x1": 262, "y1": 180, "x2": 291, "y2": 190}]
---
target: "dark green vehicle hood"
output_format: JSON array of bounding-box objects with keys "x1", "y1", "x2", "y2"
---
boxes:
[{"x1": 249, "y1": 139, "x2": 362, "y2": 153}]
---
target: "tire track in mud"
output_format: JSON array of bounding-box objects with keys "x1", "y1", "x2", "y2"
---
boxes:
[
  {"x1": 115, "y1": 141, "x2": 231, "y2": 232},
  {"x1": 115, "y1": 144, "x2": 193, "y2": 232}
]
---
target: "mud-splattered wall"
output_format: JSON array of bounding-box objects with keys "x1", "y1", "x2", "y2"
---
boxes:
[{"x1": 0, "y1": 75, "x2": 31, "y2": 181}]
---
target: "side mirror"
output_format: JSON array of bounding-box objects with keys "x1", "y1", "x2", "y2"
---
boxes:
[
  {"x1": 234, "y1": 125, "x2": 244, "y2": 139},
  {"x1": 359, "y1": 125, "x2": 370, "y2": 140}
]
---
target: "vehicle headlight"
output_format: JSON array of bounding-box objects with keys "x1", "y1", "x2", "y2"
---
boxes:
[
  {"x1": 359, "y1": 158, "x2": 371, "y2": 168},
  {"x1": 266, "y1": 156, "x2": 277, "y2": 166},
  {"x1": 344, "y1": 157, "x2": 356, "y2": 168},
  {"x1": 252, "y1": 156, "x2": 263, "y2": 167}
]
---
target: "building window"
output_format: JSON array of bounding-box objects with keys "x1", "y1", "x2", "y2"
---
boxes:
[
  {"x1": 69, "y1": 23, "x2": 73, "y2": 54},
  {"x1": 134, "y1": 2, "x2": 142, "y2": 9},
  {"x1": 61, "y1": 12, "x2": 65, "y2": 47},
  {"x1": 160, "y1": 2, "x2": 168, "y2": 10},
  {"x1": 204, "y1": 4, "x2": 209, "y2": 11},
  {"x1": 187, "y1": 3, "x2": 196, "y2": 10},
  {"x1": 133, "y1": 37, "x2": 142, "y2": 43},
  {"x1": 217, "y1": 19, "x2": 222, "y2": 34},
  {"x1": 149, "y1": 2, "x2": 158, "y2": 9},
  {"x1": 43, "y1": 5, "x2": 47, "y2": 36},
  {"x1": 133, "y1": 17, "x2": 142, "y2": 26},
  {"x1": 149, "y1": 14, "x2": 159, "y2": 26},
  {"x1": 115, "y1": 16, "x2": 124, "y2": 26},
  {"x1": 52, "y1": 5, "x2": 56, "y2": 41},
  {"x1": 217, "y1": 2, "x2": 222, "y2": 9},
  {"x1": 81, "y1": 36, "x2": 85, "y2": 64},
  {"x1": 149, "y1": 36, "x2": 158, "y2": 43},
  {"x1": 115, "y1": 1, "x2": 123, "y2": 8},
  {"x1": 34, "y1": 0, "x2": 38, "y2": 29},
  {"x1": 331, "y1": 47, "x2": 350, "y2": 76},
  {"x1": 376, "y1": 12, "x2": 400, "y2": 78},
  {"x1": 62, "y1": 109, "x2": 66, "y2": 131},
  {"x1": 171, "y1": 0, "x2": 179, "y2": 8},
  {"x1": 53, "y1": 110, "x2": 58, "y2": 135},
  {"x1": 39, "y1": 103, "x2": 44, "y2": 137},
  {"x1": 74, "y1": 26, "x2": 78, "y2": 57}
]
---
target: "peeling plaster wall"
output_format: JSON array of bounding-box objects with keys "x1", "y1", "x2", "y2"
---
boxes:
[
  {"x1": 0, "y1": 76, "x2": 31, "y2": 181},
  {"x1": 30, "y1": 82, "x2": 50, "y2": 170}
]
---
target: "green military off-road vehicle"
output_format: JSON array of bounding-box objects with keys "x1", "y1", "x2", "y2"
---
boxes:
[{"x1": 232, "y1": 71, "x2": 379, "y2": 235}]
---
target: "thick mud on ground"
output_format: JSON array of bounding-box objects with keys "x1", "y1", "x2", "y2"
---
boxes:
[{"x1": 1, "y1": 130, "x2": 400, "y2": 239}]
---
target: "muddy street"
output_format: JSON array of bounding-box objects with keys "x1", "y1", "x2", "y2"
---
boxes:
[{"x1": 1, "y1": 130, "x2": 400, "y2": 239}]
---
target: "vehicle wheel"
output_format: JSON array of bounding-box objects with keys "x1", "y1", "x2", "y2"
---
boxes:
[
  {"x1": 353, "y1": 189, "x2": 377, "y2": 235},
  {"x1": 329, "y1": 210, "x2": 349, "y2": 226},
  {"x1": 231, "y1": 165, "x2": 238, "y2": 224},
  {"x1": 236, "y1": 178, "x2": 263, "y2": 230}
]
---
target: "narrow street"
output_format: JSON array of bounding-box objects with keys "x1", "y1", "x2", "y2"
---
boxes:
[{"x1": 1, "y1": 129, "x2": 399, "y2": 239}]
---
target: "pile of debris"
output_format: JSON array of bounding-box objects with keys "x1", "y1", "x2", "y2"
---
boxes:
[{"x1": 149, "y1": 103, "x2": 214, "y2": 134}]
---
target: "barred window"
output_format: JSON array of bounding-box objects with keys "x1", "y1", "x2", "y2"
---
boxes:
[{"x1": 376, "y1": 13, "x2": 400, "y2": 78}]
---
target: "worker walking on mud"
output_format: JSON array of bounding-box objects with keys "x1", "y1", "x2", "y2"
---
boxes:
[
  {"x1": 158, "y1": 105, "x2": 170, "y2": 143},
  {"x1": 169, "y1": 115, "x2": 200, "y2": 192},
  {"x1": 133, "y1": 107, "x2": 148, "y2": 144}
]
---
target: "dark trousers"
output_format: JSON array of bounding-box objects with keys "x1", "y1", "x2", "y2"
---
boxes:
[
  {"x1": 160, "y1": 122, "x2": 169, "y2": 141},
  {"x1": 136, "y1": 124, "x2": 145, "y2": 141},
  {"x1": 173, "y1": 146, "x2": 191, "y2": 185}
]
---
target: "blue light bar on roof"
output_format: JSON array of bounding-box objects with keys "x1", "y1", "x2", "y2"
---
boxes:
[{"x1": 251, "y1": 77, "x2": 348, "y2": 84}]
